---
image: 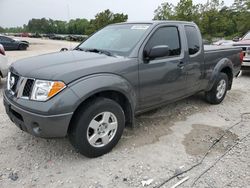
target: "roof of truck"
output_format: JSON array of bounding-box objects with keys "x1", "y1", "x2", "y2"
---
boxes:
[{"x1": 114, "y1": 20, "x2": 195, "y2": 25}]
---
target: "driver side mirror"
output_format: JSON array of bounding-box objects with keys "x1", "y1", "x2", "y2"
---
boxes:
[
  {"x1": 60, "y1": 48, "x2": 68, "y2": 52},
  {"x1": 144, "y1": 45, "x2": 170, "y2": 61}
]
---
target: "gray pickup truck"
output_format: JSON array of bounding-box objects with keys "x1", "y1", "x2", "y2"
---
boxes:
[{"x1": 3, "y1": 21, "x2": 242, "y2": 157}]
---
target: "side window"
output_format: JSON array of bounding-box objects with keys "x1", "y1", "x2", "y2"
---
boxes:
[
  {"x1": 145, "y1": 27, "x2": 181, "y2": 57},
  {"x1": 0, "y1": 36, "x2": 10, "y2": 42},
  {"x1": 185, "y1": 26, "x2": 200, "y2": 55}
]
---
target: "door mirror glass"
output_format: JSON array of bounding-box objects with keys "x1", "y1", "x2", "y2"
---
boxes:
[{"x1": 146, "y1": 45, "x2": 170, "y2": 59}]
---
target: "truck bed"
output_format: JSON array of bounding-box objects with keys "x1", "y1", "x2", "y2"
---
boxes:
[
  {"x1": 204, "y1": 45, "x2": 241, "y2": 52},
  {"x1": 204, "y1": 45, "x2": 242, "y2": 76}
]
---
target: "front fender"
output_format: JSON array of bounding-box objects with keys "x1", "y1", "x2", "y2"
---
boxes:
[
  {"x1": 68, "y1": 73, "x2": 137, "y2": 112},
  {"x1": 206, "y1": 58, "x2": 233, "y2": 91}
]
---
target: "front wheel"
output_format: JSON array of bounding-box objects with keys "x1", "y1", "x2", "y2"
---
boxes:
[
  {"x1": 69, "y1": 97, "x2": 125, "y2": 158},
  {"x1": 205, "y1": 73, "x2": 228, "y2": 104}
]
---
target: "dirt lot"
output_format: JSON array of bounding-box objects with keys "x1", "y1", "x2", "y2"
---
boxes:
[{"x1": 0, "y1": 38, "x2": 250, "y2": 188}]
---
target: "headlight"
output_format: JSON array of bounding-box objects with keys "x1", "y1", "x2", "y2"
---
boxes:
[{"x1": 31, "y1": 80, "x2": 66, "y2": 101}]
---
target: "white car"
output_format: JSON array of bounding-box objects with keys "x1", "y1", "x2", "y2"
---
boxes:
[
  {"x1": 0, "y1": 44, "x2": 8, "y2": 82},
  {"x1": 213, "y1": 40, "x2": 235, "y2": 46}
]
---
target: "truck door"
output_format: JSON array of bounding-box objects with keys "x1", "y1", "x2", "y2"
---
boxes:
[
  {"x1": 138, "y1": 25, "x2": 188, "y2": 109},
  {"x1": 184, "y1": 25, "x2": 204, "y2": 93}
]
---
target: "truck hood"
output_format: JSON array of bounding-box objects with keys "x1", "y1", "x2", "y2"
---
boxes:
[{"x1": 10, "y1": 50, "x2": 130, "y2": 84}]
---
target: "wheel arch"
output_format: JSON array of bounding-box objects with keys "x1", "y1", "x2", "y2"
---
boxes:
[
  {"x1": 67, "y1": 74, "x2": 136, "y2": 134},
  {"x1": 206, "y1": 58, "x2": 233, "y2": 91}
]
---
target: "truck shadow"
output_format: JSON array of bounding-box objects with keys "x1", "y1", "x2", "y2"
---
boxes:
[{"x1": 242, "y1": 71, "x2": 250, "y2": 76}]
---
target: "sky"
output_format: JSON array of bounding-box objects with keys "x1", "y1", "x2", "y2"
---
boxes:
[{"x1": 0, "y1": 0, "x2": 235, "y2": 28}]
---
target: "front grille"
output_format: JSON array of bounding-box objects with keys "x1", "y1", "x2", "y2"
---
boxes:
[
  {"x1": 22, "y1": 79, "x2": 34, "y2": 97},
  {"x1": 8, "y1": 71, "x2": 35, "y2": 99}
]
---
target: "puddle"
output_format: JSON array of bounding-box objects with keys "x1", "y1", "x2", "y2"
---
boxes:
[
  {"x1": 120, "y1": 96, "x2": 204, "y2": 148},
  {"x1": 182, "y1": 124, "x2": 239, "y2": 156}
]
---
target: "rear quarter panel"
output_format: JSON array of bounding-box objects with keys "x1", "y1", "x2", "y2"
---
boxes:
[{"x1": 202, "y1": 46, "x2": 241, "y2": 91}]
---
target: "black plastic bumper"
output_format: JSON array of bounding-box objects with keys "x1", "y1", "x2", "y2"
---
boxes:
[{"x1": 3, "y1": 93, "x2": 73, "y2": 138}]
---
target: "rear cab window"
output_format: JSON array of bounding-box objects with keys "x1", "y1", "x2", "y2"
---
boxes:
[{"x1": 145, "y1": 26, "x2": 181, "y2": 58}]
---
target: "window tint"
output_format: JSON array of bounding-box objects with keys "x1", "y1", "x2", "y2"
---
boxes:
[
  {"x1": 0, "y1": 36, "x2": 12, "y2": 42},
  {"x1": 185, "y1": 26, "x2": 200, "y2": 55},
  {"x1": 145, "y1": 27, "x2": 181, "y2": 57}
]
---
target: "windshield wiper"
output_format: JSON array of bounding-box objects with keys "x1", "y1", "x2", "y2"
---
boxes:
[
  {"x1": 75, "y1": 47, "x2": 84, "y2": 51},
  {"x1": 84, "y1": 48, "x2": 115, "y2": 57}
]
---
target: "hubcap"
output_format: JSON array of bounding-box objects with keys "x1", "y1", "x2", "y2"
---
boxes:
[
  {"x1": 87, "y1": 112, "x2": 118, "y2": 148},
  {"x1": 216, "y1": 79, "x2": 226, "y2": 99}
]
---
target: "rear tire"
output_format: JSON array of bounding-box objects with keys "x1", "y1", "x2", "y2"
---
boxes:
[
  {"x1": 205, "y1": 73, "x2": 228, "y2": 104},
  {"x1": 69, "y1": 97, "x2": 125, "y2": 158},
  {"x1": 19, "y1": 44, "x2": 27, "y2": 50}
]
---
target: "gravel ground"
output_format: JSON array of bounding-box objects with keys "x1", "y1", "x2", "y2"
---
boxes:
[{"x1": 0, "y1": 38, "x2": 249, "y2": 188}]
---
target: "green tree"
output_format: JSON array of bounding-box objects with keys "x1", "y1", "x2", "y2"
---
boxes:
[
  {"x1": 68, "y1": 18, "x2": 89, "y2": 34},
  {"x1": 86, "y1": 9, "x2": 128, "y2": 35},
  {"x1": 153, "y1": 0, "x2": 201, "y2": 25},
  {"x1": 154, "y1": 2, "x2": 175, "y2": 20},
  {"x1": 231, "y1": 0, "x2": 250, "y2": 35},
  {"x1": 0, "y1": 26, "x2": 5, "y2": 33},
  {"x1": 175, "y1": 0, "x2": 198, "y2": 21}
]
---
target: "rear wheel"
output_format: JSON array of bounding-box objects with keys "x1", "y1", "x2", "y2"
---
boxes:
[
  {"x1": 69, "y1": 97, "x2": 125, "y2": 158},
  {"x1": 19, "y1": 44, "x2": 27, "y2": 50},
  {"x1": 205, "y1": 73, "x2": 228, "y2": 104}
]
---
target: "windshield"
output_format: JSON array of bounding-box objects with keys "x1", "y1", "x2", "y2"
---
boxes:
[
  {"x1": 242, "y1": 32, "x2": 250, "y2": 40},
  {"x1": 78, "y1": 24, "x2": 151, "y2": 56}
]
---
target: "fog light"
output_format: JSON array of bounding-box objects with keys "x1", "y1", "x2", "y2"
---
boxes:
[{"x1": 32, "y1": 122, "x2": 42, "y2": 135}]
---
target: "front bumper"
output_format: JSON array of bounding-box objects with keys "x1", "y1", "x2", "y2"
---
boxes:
[{"x1": 3, "y1": 92, "x2": 73, "y2": 138}]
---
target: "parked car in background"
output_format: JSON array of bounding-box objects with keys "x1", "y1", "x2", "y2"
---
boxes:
[
  {"x1": 21, "y1": 32, "x2": 30, "y2": 37},
  {"x1": 67, "y1": 35, "x2": 88, "y2": 42},
  {"x1": 29, "y1": 33, "x2": 42, "y2": 38},
  {"x1": 0, "y1": 35, "x2": 29, "y2": 50},
  {"x1": 213, "y1": 40, "x2": 235, "y2": 46},
  {"x1": 233, "y1": 31, "x2": 250, "y2": 70},
  {"x1": 0, "y1": 44, "x2": 8, "y2": 82}
]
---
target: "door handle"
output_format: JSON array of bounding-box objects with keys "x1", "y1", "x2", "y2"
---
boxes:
[{"x1": 177, "y1": 61, "x2": 185, "y2": 69}]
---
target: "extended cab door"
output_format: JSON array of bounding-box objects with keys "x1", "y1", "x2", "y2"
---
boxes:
[
  {"x1": 183, "y1": 25, "x2": 204, "y2": 93},
  {"x1": 138, "y1": 25, "x2": 188, "y2": 109}
]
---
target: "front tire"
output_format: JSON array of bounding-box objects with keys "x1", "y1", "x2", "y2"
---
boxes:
[
  {"x1": 69, "y1": 97, "x2": 125, "y2": 158},
  {"x1": 205, "y1": 73, "x2": 228, "y2": 104}
]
